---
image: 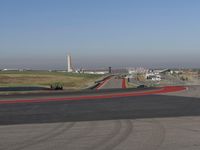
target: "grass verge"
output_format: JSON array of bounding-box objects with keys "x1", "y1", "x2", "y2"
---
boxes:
[{"x1": 0, "y1": 71, "x2": 102, "y2": 90}]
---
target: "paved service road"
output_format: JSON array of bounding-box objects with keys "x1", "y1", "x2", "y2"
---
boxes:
[{"x1": 0, "y1": 86, "x2": 200, "y2": 150}]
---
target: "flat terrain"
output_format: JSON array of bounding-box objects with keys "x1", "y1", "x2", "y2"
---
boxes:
[
  {"x1": 0, "y1": 71, "x2": 102, "y2": 90},
  {"x1": 0, "y1": 86, "x2": 200, "y2": 150}
]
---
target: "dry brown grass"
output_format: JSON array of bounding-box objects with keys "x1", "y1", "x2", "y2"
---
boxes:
[{"x1": 0, "y1": 71, "x2": 102, "y2": 89}]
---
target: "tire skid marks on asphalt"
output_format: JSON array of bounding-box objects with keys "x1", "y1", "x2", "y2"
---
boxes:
[
  {"x1": 0, "y1": 123, "x2": 64, "y2": 150},
  {"x1": 100, "y1": 120, "x2": 133, "y2": 150},
  {"x1": 86, "y1": 120, "x2": 122, "y2": 150},
  {"x1": 87, "y1": 120, "x2": 133, "y2": 150},
  {"x1": 138, "y1": 119, "x2": 166, "y2": 150},
  {"x1": 50, "y1": 121, "x2": 98, "y2": 150},
  {"x1": 9, "y1": 122, "x2": 76, "y2": 150}
]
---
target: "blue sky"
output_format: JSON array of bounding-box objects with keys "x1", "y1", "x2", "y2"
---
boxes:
[{"x1": 0, "y1": 0, "x2": 200, "y2": 69}]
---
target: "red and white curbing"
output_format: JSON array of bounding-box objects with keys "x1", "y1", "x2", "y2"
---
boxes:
[{"x1": 122, "y1": 78, "x2": 127, "y2": 89}]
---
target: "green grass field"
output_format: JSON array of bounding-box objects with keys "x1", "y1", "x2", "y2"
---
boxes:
[{"x1": 0, "y1": 71, "x2": 102, "y2": 89}]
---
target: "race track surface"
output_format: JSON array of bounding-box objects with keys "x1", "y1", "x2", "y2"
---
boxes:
[
  {"x1": 0, "y1": 86, "x2": 200, "y2": 150},
  {"x1": 96, "y1": 76, "x2": 126, "y2": 89}
]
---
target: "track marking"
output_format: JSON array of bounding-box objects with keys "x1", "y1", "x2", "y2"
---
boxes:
[
  {"x1": 0, "y1": 86, "x2": 186, "y2": 104},
  {"x1": 122, "y1": 79, "x2": 126, "y2": 89}
]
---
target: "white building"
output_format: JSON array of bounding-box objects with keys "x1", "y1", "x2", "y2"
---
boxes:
[
  {"x1": 82, "y1": 69, "x2": 108, "y2": 75},
  {"x1": 128, "y1": 67, "x2": 149, "y2": 74}
]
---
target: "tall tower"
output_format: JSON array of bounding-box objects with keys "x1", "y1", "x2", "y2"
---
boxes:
[{"x1": 67, "y1": 54, "x2": 73, "y2": 72}]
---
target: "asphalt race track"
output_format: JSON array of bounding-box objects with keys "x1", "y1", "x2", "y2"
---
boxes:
[
  {"x1": 96, "y1": 76, "x2": 126, "y2": 89},
  {"x1": 0, "y1": 86, "x2": 200, "y2": 150}
]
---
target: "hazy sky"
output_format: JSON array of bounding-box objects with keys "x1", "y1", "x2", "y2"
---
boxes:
[{"x1": 0, "y1": 0, "x2": 200, "y2": 69}]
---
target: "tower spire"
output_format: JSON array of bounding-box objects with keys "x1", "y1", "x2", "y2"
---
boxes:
[{"x1": 67, "y1": 54, "x2": 73, "y2": 72}]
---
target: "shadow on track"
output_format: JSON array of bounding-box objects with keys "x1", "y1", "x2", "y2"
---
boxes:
[
  {"x1": 0, "y1": 86, "x2": 49, "y2": 92},
  {"x1": 0, "y1": 95, "x2": 199, "y2": 125}
]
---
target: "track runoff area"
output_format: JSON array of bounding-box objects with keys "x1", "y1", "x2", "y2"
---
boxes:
[{"x1": 0, "y1": 86, "x2": 186, "y2": 104}]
